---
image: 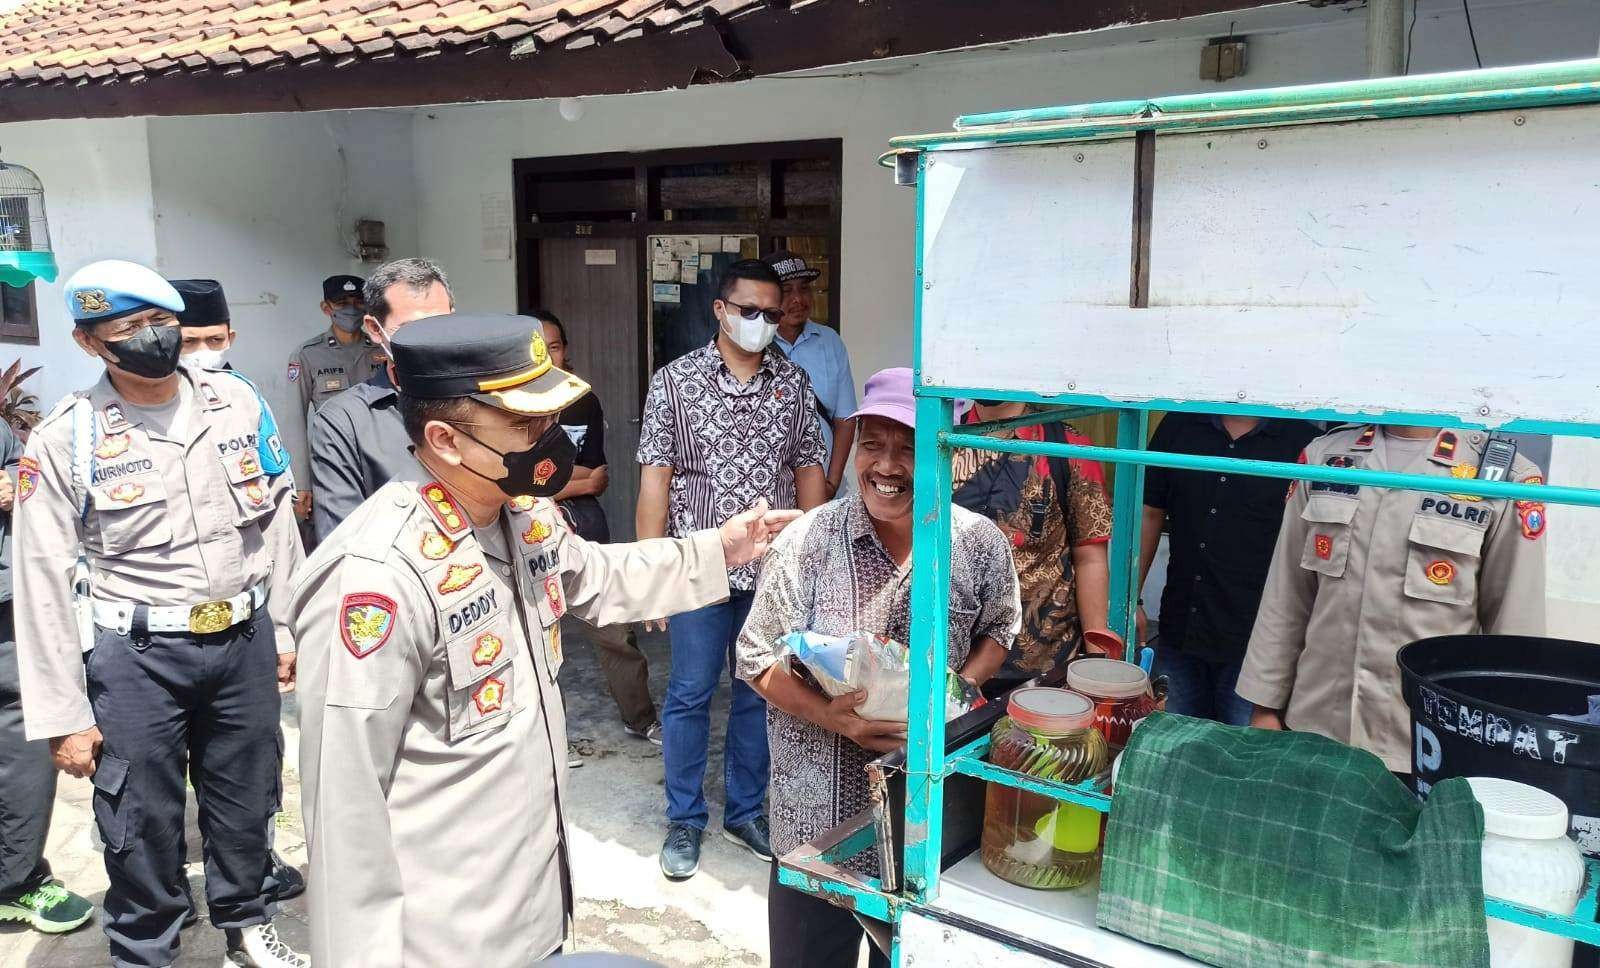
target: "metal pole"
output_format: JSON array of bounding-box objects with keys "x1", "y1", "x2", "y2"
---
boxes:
[
  {"x1": 1106, "y1": 409, "x2": 1149, "y2": 653},
  {"x1": 1369, "y1": 0, "x2": 1406, "y2": 77}
]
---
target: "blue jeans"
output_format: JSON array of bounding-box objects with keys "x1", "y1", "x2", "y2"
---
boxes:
[
  {"x1": 1152, "y1": 647, "x2": 1253, "y2": 726},
  {"x1": 662, "y1": 592, "x2": 768, "y2": 830}
]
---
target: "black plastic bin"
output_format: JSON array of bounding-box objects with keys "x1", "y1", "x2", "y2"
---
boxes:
[{"x1": 1398, "y1": 634, "x2": 1600, "y2": 856}]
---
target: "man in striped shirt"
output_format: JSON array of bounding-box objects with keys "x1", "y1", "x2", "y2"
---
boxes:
[{"x1": 637, "y1": 258, "x2": 828, "y2": 880}]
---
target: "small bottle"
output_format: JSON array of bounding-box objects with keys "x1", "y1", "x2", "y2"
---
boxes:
[{"x1": 981, "y1": 687, "x2": 1108, "y2": 890}]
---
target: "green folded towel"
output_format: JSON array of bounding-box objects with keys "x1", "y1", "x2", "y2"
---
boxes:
[{"x1": 1097, "y1": 712, "x2": 1489, "y2": 968}]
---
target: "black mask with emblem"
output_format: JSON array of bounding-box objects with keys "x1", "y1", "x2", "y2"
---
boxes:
[
  {"x1": 98, "y1": 324, "x2": 184, "y2": 380},
  {"x1": 454, "y1": 420, "x2": 577, "y2": 499}
]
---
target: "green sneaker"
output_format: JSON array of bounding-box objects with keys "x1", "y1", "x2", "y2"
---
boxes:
[{"x1": 0, "y1": 881, "x2": 94, "y2": 933}]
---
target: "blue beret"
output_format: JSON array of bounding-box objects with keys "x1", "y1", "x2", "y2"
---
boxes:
[{"x1": 63, "y1": 259, "x2": 185, "y2": 324}]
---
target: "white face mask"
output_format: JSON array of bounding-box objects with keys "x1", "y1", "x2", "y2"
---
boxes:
[
  {"x1": 185, "y1": 347, "x2": 228, "y2": 370},
  {"x1": 721, "y1": 307, "x2": 778, "y2": 354}
]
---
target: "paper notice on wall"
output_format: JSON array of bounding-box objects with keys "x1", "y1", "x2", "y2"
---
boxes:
[
  {"x1": 651, "y1": 259, "x2": 678, "y2": 282},
  {"x1": 682, "y1": 254, "x2": 700, "y2": 270},
  {"x1": 480, "y1": 192, "x2": 512, "y2": 261},
  {"x1": 651, "y1": 236, "x2": 699, "y2": 264},
  {"x1": 652, "y1": 282, "x2": 681, "y2": 305},
  {"x1": 679, "y1": 263, "x2": 698, "y2": 284},
  {"x1": 584, "y1": 248, "x2": 618, "y2": 266},
  {"x1": 721, "y1": 236, "x2": 744, "y2": 254}
]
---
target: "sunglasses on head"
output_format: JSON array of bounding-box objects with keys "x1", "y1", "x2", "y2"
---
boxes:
[{"x1": 723, "y1": 299, "x2": 784, "y2": 325}]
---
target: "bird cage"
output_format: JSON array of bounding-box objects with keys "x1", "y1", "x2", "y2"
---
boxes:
[{"x1": 0, "y1": 157, "x2": 57, "y2": 287}]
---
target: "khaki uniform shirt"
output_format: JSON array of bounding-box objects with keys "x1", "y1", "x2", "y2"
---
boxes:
[
  {"x1": 292, "y1": 462, "x2": 730, "y2": 968},
  {"x1": 13, "y1": 365, "x2": 303, "y2": 741},
  {"x1": 1238, "y1": 425, "x2": 1547, "y2": 771},
  {"x1": 285, "y1": 330, "x2": 385, "y2": 489}
]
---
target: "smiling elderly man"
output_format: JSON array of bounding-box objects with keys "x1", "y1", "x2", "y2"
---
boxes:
[{"x1": 736, "y1": 366, "x2": 1021, "y2": 968}]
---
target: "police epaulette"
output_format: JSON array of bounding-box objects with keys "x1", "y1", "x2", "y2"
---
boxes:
[
  {"x1": 34, "y1": 391, "x2": 86, "y2": 432},
  {"x1": 347, "y1": 484, "x2": 419, "y2": 565}
]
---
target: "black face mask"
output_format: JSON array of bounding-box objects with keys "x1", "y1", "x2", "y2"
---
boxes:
[
  {"x1": 455, "y1": 420, "x2": 577, "y2": 499},
  {"x1": 99, "y1": 324, "x2": 183, "y2": 379}
]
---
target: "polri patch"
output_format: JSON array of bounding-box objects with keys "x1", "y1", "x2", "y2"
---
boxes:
[
  {"x1": 107, "y1": 482, "x2": 145, "y2": 504},
  {"x1": 1425, "y1": 560, "x2": 1456, "y2": 586},
  {"x1": 472, "y1": 632, "x2": 504, "y2": 667},
  {"x1": 286, "y1": 362, "x2": 301, "y2": 384},
  {"x1": 522, "y1": 518, "x2": 552, "y2": 545},
  {"x1": 543, "y1": 573, "x2": 566, "y2": 620},
  {"x1": 419, "y1": 530, "x2": 453, "y2": 561},
  {"x1": 472, "y1": 676, "x2": 506, "y2": 715},
  {"x1": 1521, "y1": 505, "x2": 1546, "y2": 541},
  {"x1": 341, "y1": 592, "x2": 396, "y2": 659},
  {"x1": 17, "y1": 456, "x2": 38, "y2": 503},
  {"x1": 1314, "y1": 534, "x2": 1333, "y2": 560},
  {"x1": 95, "y1": 434, "x2": 130, "y2": 460}
]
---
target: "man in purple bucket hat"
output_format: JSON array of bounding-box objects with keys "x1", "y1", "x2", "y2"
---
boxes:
[{"x1": 735, "y1": 366, "x2": 1022, "y2": 968}]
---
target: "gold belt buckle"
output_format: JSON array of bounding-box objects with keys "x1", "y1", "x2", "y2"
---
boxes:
[{"x1": 189, "y1": 600, "x2": 234, "y2": 635}]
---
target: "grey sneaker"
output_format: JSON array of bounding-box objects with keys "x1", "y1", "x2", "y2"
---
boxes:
[
  {"x1": 723, "y1": 817, "x2": 774, "y2": 862},
  {"x1": 659, "y1": 823, "x2": 702, "y2": 880},
  {"x1": 567, "y1": 742, "x2": 585, "y2": 768},
  {"x1": 624, "y1": 720, "x2": 664, "y2": 746}
]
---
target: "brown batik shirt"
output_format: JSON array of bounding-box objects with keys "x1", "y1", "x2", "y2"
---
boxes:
[
  {"x1": 735, "y1": 493, "x2": 1020, "y2": 873},
  {"x1": 952, "y1": 418, "x2": 1112, "y2": 677}
]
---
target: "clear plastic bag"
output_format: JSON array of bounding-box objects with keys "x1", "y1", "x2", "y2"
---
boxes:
[{"x1": 777, "y1": 630, "x2": 981, "y2": 722}]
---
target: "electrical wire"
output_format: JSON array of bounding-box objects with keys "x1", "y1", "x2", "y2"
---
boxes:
[
  {"x1": 1404, "y1": 0, "x2": 1420, "y2": 74},
  {"x1": 1462, "y1": 0, "x2": 1483, "y2": 68}
]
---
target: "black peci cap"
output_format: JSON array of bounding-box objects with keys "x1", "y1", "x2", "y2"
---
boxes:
[
  {"x1": 391, "y1": 313, "x2": 590, "y2": 416},
  {"x1": 170, "y1": 279, "x2": 230, "y2": 327},
  {"x1": 322, "y1": 274, "x2": 365, "y2": 302}
]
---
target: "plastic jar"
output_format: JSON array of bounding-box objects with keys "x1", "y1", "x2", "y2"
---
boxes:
[
  {"x1": 1468, "y1": 777, "x2": 1585, "y2": 968},
  {"x1": 1067, "y1": 657, "x2": 1158, "y2": 754},
  {"x1": 981, "y1": 687, "x2": 1108, "y2": 890}
]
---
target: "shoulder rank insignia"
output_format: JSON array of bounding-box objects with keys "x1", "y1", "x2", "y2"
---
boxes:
[
  {"x1": 200, "y1": 382, "x2": 222, "y2": 407},
  {"x1": 419, "y1": 530, "x2": 453, "y2": 561},
  {"x1": 1353, "y1": 426, "x2": 1376, "y2": 448},
  {"x1": 421, "y1": 481, "x2": 469, "y2": 537},
  {"x1": 509, "y1": 494, "x2": 536, "y2": 512},
  {"x1": 1433, "y1": 431, "x2": 1458, "y2": 462},
  {"x1": 17, "y1": 456, "x2": 38, "y2": 504},
  {"x1": 522, "y1": 518, "x2": 552, "y2": 545},
  {"x1": 108, "y1": 483, "x2": 144, "y2": 504},
  {"x1": 472, "y1": 676, "x2": 506, "y2": 715},
  {"x1": 95, "y1": 434, "x2": 130, "y2": 460},
  {"x1": 472, "y1": 632, "x2": 504, "y2": 667},
  {"x1": 437, "y1": 562, "x2": 482, "y2": 595},
  {"x1": 532, "y1": 459, "x2": 558, "y2": 488},
  {"x1": 340, "y1": 592, "x2": 396, "y2": 659},
  {"x1": 1424, "y1": 560, "x2": 1456, "y2": 586},
  {"x1": 102, "y1": 403, "x2": 129, "y2": 433}
]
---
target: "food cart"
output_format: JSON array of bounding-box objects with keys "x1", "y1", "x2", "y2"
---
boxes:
[{"x1": 777, "y1": 59, "x2": 1600, "y2": 965}]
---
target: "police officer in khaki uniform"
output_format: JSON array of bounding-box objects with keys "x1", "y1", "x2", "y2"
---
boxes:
[
  {"x1": 284, "y1": 274, "x2": 382, "y2": 526},
  {"x1": 292, "y1": 313, "x2": 799, "y2": 967},
  {"x1": 14, "y1": 260, "x2": 307, "y2": 968},
  {"x1": 1238, "y1": 423, "x2": 1547, "y2": 772}
]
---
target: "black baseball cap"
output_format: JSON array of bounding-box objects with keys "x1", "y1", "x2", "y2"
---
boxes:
[
  {"x1": 322, "y1": 274, "x2": 364, "y2": 302},
  {"x1": 391, "y1": 313, "x2": 590, "y2": 416},
  {"x1": 170, "y1": 279, "x2": 230, "y2": 327}
]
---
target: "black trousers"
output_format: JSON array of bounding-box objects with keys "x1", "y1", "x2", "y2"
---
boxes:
[
  {"x1": 0, "y1": 603, "x2": 55, "y2": 902},
  {"x1": 768, "y1": 863, "x2": 891, "y2": 968},
  {"x1": 87, "y1": 618, "x2": 281, "y2": 968}
]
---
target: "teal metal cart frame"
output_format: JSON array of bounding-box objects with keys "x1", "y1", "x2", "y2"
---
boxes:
[{"x1": 779, "y1": 59, "x2": 1600, "y2": 964}]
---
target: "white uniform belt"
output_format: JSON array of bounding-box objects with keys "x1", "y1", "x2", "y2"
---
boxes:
[{"x1": 91, "y1": 582, "x2": 268, "y2": 636}]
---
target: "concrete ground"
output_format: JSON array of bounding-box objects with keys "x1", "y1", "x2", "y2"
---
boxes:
[{"x1": 0, "y1": 623, "x2": 775, "y2": 967}]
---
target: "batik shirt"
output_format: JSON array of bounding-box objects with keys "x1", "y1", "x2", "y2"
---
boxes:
[
  {"x1": 735, "y1": 493, "x2": 1020, "y2": 872},
  {"x1": 952, "y1": 417, "x2": 1111, "y2": 676},
  {"x1": 637, "y1": 340, "x2": 826, "y2": 590}
]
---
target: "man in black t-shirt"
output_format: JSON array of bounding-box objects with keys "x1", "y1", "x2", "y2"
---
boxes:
[
  {"x1": 1137, "y1": 413, "x2": 1320, "y2": 725},
  {"x1": 536, "y1": 311, "x2": 660, "y2": 745}
]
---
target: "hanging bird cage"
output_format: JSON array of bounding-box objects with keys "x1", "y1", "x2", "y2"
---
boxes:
[{"x1": 0, "y1": 156, "x2": 57, "y2": 288}]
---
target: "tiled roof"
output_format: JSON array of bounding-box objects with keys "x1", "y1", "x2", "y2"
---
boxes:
[{"x1": 0, "y1": 0, "x2": 780, "y2": 88}]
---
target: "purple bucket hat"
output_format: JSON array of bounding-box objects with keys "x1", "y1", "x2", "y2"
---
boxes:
[{"x1": 848, "y1": 367, "x2": 915, "y2": 429}]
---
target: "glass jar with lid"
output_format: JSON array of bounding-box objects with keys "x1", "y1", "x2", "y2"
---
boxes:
[
  {"x1": 981, "y1": 687, "x2": 1108, "y2": 890},
  {"x1": 1067, "y1": 656, "x2": 1159, "y2": 754}
]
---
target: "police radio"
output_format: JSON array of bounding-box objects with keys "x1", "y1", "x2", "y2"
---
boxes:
[{"x1": 1476, "y1": 436, "x2": 1519, "y2": 483}]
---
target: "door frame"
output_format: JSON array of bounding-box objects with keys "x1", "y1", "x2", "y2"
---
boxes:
[{"x1": 513, "y1": 139, "x2": 843, "y2": 400}]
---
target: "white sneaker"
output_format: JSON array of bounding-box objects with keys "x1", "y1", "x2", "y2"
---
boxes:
[
  {"x1": 567, "y1": 742, "x2": 585, "y2": 768},
  {"x1": 225, "y1": 921, "x2": 309, "y2": 968}
]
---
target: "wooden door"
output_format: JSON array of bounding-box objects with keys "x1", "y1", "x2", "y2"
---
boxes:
[{"x1": 536, "y1": 237, "x2": 642, "y2": 541}]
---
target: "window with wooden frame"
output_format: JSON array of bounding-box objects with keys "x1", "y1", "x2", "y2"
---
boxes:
[{"x1": 0, "y1": 281, "x2": 38, "y2": 344}]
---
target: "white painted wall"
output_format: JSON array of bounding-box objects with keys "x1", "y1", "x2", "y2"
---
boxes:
[{"x1": 1, "y1": 117, "x2": 159, "y2": 409}]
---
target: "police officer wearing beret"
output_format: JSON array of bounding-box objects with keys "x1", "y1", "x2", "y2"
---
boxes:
[
  {"x1": 292, "y1": 313, "x2": 800, "y2": 967},
  {"x1": 14, "y1": 260, "x2": 308, "y2": 968},
  {"x1": 285, "y1": 274, "x2": 383, "y2": 530}
]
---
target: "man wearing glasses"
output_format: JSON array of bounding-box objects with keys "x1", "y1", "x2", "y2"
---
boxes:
[{"x1": 637, "y1": 259, "x2": 828, "y2": 880}]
